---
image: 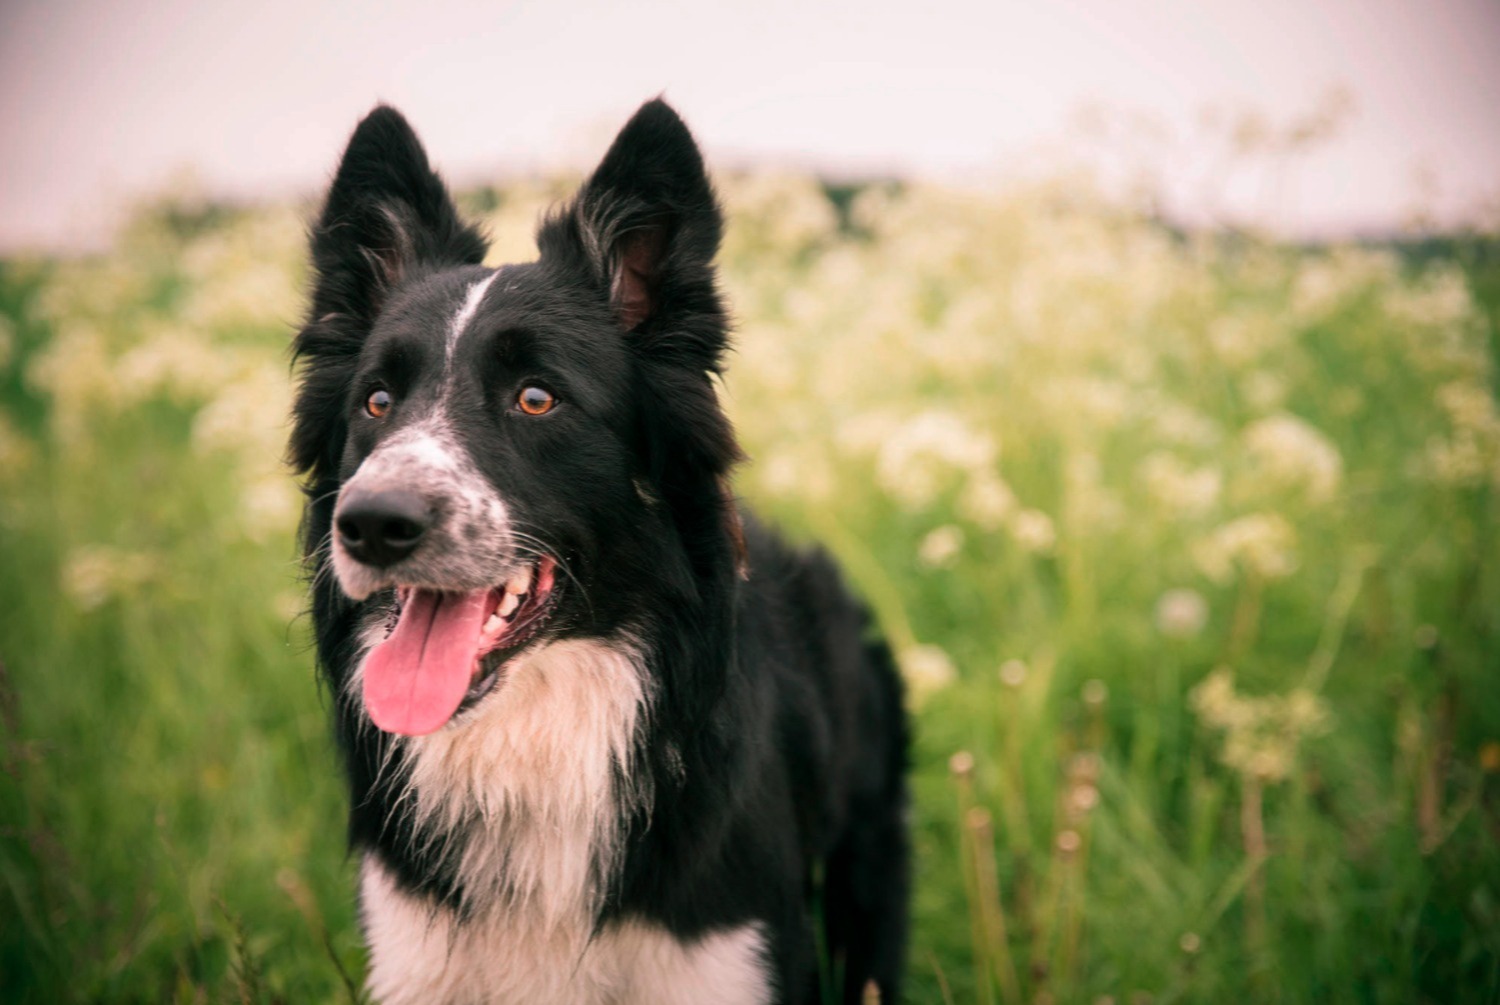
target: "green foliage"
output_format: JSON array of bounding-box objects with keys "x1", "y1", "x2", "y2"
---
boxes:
[{"x1": 0, "y1": 175, "x2": 1496, "y2": 1003}]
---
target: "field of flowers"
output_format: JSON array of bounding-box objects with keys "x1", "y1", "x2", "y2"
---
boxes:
[{"x1": 0, "y1": 168, "x2": 1497, "y2": 1003}]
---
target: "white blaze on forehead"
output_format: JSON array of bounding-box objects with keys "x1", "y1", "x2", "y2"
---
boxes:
[{"x1": 446, "y1": 270, "x2": 499, "y2": 367}]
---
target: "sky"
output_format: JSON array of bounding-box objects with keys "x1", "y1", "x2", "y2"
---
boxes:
[{"x1": 1, "y1": 0, "x2": 1498, "y2": 250}]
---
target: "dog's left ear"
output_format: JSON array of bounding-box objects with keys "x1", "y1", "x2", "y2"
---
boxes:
[{"x1": 541, "y1": 99, "x2": 724, "y2": 344}]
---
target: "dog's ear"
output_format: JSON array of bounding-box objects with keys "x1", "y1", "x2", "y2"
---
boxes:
[
  {"x1": 542, "y1": 101, "x2": 744, "y2": 575},
  {"x1": 306, "y1": 105, "x2": 486, "y2": 326},
  {"x1": 540, "y1": 99, "x2": 725, "y2": 351},
  {"x1": 291, "y1": 107, "x2": 486, "y2": 482}
]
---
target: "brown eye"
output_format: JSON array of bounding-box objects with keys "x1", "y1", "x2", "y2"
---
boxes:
[
  {"x1": 366, "y1": 389, "x2": 393, "y2": 418},
  {"x1": 517, "y1": 386, "x2": 556, "y2": 416}
]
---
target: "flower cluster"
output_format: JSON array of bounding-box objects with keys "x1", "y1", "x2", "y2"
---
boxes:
[{"x1": 1190, "y1": 666, "x2": 1331, "y2": 782}]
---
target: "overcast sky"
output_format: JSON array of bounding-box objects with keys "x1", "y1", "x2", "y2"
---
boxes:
[{"x1": 2, "y1": 0, "x2": 1497, "y2": 250}]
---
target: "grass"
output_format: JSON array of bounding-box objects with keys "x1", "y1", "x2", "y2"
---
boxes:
[{"x1": 0, "y1": 172, "x2": 1497, "y2": 1003}]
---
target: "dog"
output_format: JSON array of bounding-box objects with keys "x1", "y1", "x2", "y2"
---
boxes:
[{"x1": 289, "y1": 99, "x2": 909, "y2": 1004}]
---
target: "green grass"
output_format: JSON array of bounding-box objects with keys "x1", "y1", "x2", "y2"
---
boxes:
[{"x1": 0, "y1": 176, "x2": 1497, "y2": 1003}]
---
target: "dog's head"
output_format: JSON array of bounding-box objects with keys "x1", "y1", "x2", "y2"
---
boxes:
[{"x1": 290, "y1": 101, "x2": 741, "y2": 737}]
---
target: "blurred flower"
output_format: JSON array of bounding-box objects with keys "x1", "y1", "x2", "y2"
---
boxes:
[
  {"x1": 876, "y1": 410, "x2": 997, "y2": 511},
  {"x1": 1290, "y1": 247, "x2": 1400, "y2": 322},
  {"x1": 242, "y1": 475, "x2": 300, "y2": 542},
  {"x1": 998, "y1": 659, "x2": 1028, "y2": 688},
  {"x1": 917, "y1": 524, "x2": 965, "y2": 569},
  {"x1": 1042, "y1": 376, "x2": 1132, "y2": 427},
  {"x1": 1193, "y1": 512, "x2": 1298, "y2": 583},
  {"x1": 1242, "y1": 413, "x2": 1343, "y2": 503},
  {"x1": 1206, "y1": 312, "x2": 1278, "y2": 368},
  {"x1": 1424, "y1": 380, "x2": 1500, "y2": 487},
  {"x1": 1140, "y1": 451, "x2": 1221, "y2": 518},
  {"x1": 114, "y1": 328, "x2": 238, "y2": 407},
  {"x1": 958, "y1": 471, "x2": 1016, "y2": 530},
  {"x1": 1070, "y1": 783, "x2": 1100, "y2": 814},
  {"x1": 1010, "y1": 509, "x2": 1056, "y2": 554},
  {"x1": 1150, "y1": 399, "x2": 1222, "y2": 448},
  {"x1": 1154, "y1": 588, "x2": 1209, "y2": 638},
  {"x1": 1241, "y1": 370, "x2": 1287, "y2": 412},
  {"x1": 62, "y1": 545, "x2": 156, "y2": 611},
  {"x1": 1381, "y1": 263, "x2": 1475, "y2": 331},
  {"x1": 758, "y1": 446, "x2": 833, "y2": 501},
  {"x1": 899, "y1": 644, "x2": 956, "y2": 706},
  {"x1": 948, "y1": 750, "x2": 975, "y2": 780},
  {"x1": 722, "y1": 173, "x2": 839, "y2": 258},
  {"x1": 1190, "y1": 666, "x2": 1331, "y2": 782},
  {"x1": 191, "y1": 364, "x2": 291, "y2": 459}
]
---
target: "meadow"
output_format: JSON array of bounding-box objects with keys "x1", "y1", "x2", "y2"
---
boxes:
[{"x1": 1, "y1": 165, "x2": 1497, "y2": 1004}]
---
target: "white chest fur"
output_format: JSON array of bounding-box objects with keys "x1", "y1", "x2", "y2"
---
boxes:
[
  {"x1": 361, "y1": 856, "x2": 771, "y2": 1005},
  {"x1": 354, "y1": 638, "x2": 772, "y2": 1004}
]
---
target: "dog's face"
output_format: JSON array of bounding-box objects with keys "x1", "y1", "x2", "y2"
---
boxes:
[{"x1": 291, "y1": 102, "x2": 739, "y2": 737}]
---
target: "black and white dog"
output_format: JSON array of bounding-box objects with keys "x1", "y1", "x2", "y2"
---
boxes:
[{"x1": 289, "y1": 100, "x2": 909, "y2": 1004}]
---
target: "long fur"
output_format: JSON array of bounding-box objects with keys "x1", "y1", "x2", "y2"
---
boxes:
[{"x1": 291, "y1": 99, "x2": 910, "y2": 1004}]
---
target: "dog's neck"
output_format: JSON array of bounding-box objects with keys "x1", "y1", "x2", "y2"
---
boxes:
[{"x1": 357, "y1": 636, "x2": 652, "y2": 925}]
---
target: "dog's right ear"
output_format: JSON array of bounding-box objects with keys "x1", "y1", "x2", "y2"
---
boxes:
[
  {"x1": 305, "y1": 105, "x2": 485, "y2": 327},
  {"x1": 291, "y1": 107, "x2": 485, "y2": 481}
]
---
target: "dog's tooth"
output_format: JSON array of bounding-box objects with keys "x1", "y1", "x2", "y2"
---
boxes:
[
  {"x1": 483, "y1": 613, "x2": 503, "y2": 634},
  {"x1": 507, "y1": 565, "x2": 533, "y2": 596},
  {"x1": 497, "y1": 591, "x2": 520, "y2": 618}
]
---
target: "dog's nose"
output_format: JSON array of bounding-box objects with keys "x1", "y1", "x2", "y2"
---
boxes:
[{"x1": 336, "y1": 490, "x2": 431, "y2": 567}]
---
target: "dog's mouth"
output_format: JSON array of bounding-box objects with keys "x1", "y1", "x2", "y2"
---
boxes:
[{"x1": 362, "y1": 556, "x2": 559, "y2": 736}]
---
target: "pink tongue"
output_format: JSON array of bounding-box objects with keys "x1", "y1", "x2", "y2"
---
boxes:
[{"x1": 364, "y1": 589, "x2": 493, "y2": 736}]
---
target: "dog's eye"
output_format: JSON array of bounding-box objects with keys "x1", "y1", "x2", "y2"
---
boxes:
[
  {"x1": 516, "y1": 386, "x2": 556, "y2": 416},
  {"x1": 366, "y1": 389, "x2": 393, "y2": 418}
]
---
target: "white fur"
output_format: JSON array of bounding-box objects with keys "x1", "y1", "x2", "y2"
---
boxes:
[
  {"x1": 400, "y1": 639, "x2": 652, "y2": 921},
  {"x1": 357, "y1": 639, "x2": 772, "y2": 1003},
  {"x1": 331, "y1": 420, "x2": 513, "y2": 599},
  {"x1": 446, "y1": 271, "x2": 498, "y2": 367},
  {"x1": 362, "y1": 856, "x2": 772, "y2": 1005}
]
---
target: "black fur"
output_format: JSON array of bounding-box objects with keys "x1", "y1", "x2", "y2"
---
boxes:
[{"x1": 291, "y1": 100, "x2": 909, "y2": 1003}]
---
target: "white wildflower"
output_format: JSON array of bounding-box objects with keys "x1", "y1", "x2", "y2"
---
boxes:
[
  {"x1": 1010, "y1": 509, "x2": 1056, "y2": 554},
  {"x1": 876, "y1": 410, "x2": 997, "y2": 511},
  {"x1": 62, "y1": 545, "x2": 155, "y2": 611},
  {"x1": 1242, "y1": 413, "x2": 1343, "y2": 503},
  {"x1": 998, "y1": 659, "x2": 1027, "y2": 688},
  {"x1": 1151, "y1": 399, "x2": 1221, "y2": 448},
  {"x1": 1155, "y1": 588, "x2": 1209, "y2": 638},
  {"x1": 1041, "y1": 377, "x2": 1132, "y2": 427},
  {"x1": 242, "y1": 476, "x2": 300, "y2": 541},
  {"x1": 1140, "y1": 451, "x2": 1222, "y2": 517},
  {"x1": 900, "y1": 644, "x2": 956, "y2": 706},
  {"x1": 1241, "y1": 370, "x2": 1287, "y2": 412},
  {"x1": 958, "y1": 471, "x2": 1016, "y2": 530},
  {"x1": 1193, "y1": 512, "x2": 1298, "y2": 583},
  {"x1": 917, "y1": 524, "x2": 965, "y2": 569},
  {"x1": 1190, "y1": 667, "x2": 1331, "y2": 782},
  {"x1": 191, "y1": 365, "x2": 290, "y2": 458}
]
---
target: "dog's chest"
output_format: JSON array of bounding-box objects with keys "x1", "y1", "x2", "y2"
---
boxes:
[
  {"x1": 360, "y1": 856, "x2": 771, "y2": 1005},
  {"x1": 355, "y1": 639, "x2": 773, "y2": 1003}
]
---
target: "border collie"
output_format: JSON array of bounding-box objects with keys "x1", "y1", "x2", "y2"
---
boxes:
[{"x1": 289, "y1": 99, "x2": 909, "y2": 1004}]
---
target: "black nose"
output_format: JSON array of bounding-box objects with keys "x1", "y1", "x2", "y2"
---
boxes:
[{"x1": 335, "y1": 490, "x2": 431, "y2": 568}]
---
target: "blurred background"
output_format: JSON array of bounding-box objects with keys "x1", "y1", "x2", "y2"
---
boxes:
[{"x1": 1, "y1": 1, "x2": 1497, "y2": 1002}]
